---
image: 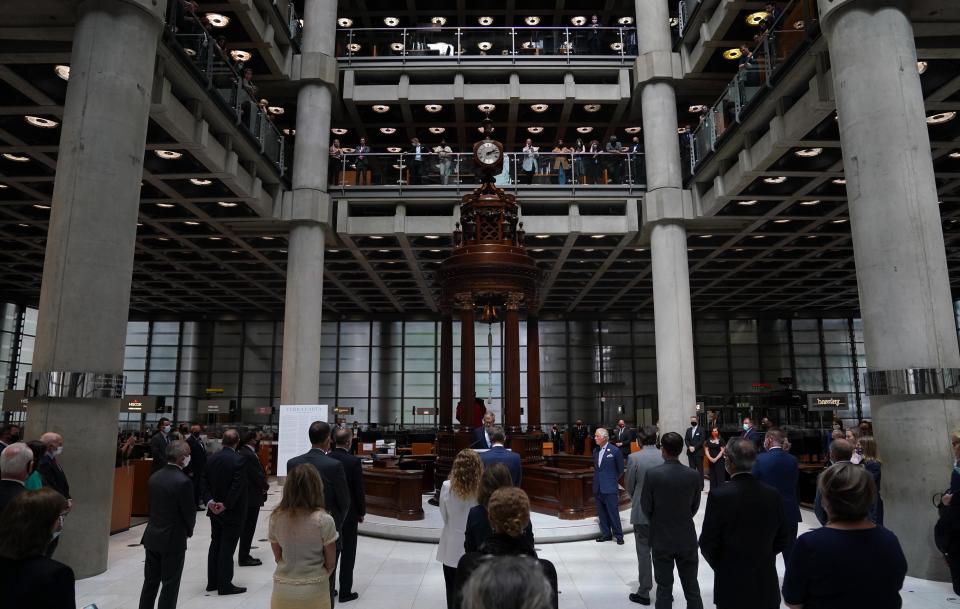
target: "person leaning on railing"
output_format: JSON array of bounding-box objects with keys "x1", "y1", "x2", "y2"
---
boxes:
[
  {"x1": 435, "y1": 140, "x2": 453, "y2": 185},
  {"x1": 329, "y1": 139, "x2": 344, "y2": 186},
  {"x1": 551, "y1": 141, "x2": 571, "y2": 185}
]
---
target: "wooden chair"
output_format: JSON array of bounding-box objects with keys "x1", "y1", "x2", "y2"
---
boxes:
[
  {"x1": 542, "y1": 441, "x2": 554, "y2": 456},
  {"x1": 410, "y1": 442, "x2": 434, "y2": 456}
]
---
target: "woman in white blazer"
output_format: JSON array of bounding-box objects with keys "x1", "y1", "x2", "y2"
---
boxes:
[{"x1": 437, "y1": 449, "x2": 483, "y2": 609}]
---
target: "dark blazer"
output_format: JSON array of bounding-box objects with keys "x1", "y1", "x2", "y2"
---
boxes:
[
  {"x1": 613, "y1": 426, "x2": 634, "y2": 454},
  {"x1": 201, "y1": 446, "x2": 248, "y2": 524},
  {"x1": 287, "y1": 448, "x2": 351, "y2": 531},
  {"x1": 480, "y1": 445, "x2": 522, "y2": 486},
  {"x1": 742, "y1": 426, "x2": 762, "y2": 449},
  {"x1": 239, "y1": 445, "x2": 269, "y2": 508},
  {"x1": 699, "y1": 473, "x2": 788, "y2": 609},
  {"x1": 464, "y1": 504, "x2": 534, "y2": 553},
  {"x1": 38, "y1": 454, "x2": 70, "y2": 500},
  {"x1": 150, "y1": 432, "x2": 170, "y2": 473},
  {"x1": 752, "y1": 447, "x2": 801, "y2": 523},
  {"x1": 684, "y1": 425, "x2": 706, "y2": 456},
  {"x1": 454, "y1": 534, "x2": 558, "y2": 609},
  {"x1": 592, "y1": 442, "x2": 624, "y2": 495},
  {"x1": 0, "y1": 479, "x2": 25, "y2": 514},
  {"x1": 640, "y1": 459, "x2": 702, "y2": 551},
  {"x1": 328, "y1": 447, "x2": 366, "y2": 519},
  {"x1": 185, "y1": 433, "x2": 207, "y2": 479},
  {"x1": 471, "y1": 426, "x2": 492, "y2": 450},
  {"x1": 141, "y1": 464, "x2": 197, "y2": 554},
  {"x1": 0, "y1": 555, "x2": 75, "y2": 609}
]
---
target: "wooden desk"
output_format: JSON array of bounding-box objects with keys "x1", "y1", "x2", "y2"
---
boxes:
[
  {"x1": 131, "y1": 459, "x2": 154, "y2": 517},
  {"x1": 363, "y1": 460, "x2": 425, "y2": 521},
  {"x1": 522, "y1": 454, "x2": 631, "y2": 520},
  {"x1": 111, "y1": 465, "x2": 135, "y2": 533}
]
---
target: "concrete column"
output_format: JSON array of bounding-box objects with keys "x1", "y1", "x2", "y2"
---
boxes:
[
  {"x1": 279, "y1": 0, "x2": 338, "y2": 407},
  {"x1": 819, "y1": 0, "x2": 960, "y2": 580},
  {"x1": 635, "y1": 0, "x2": 697, "y2": 437},
  {"x1": 439, "y1": 315, "x2": 453, "y2": 431},
  {"x1": 526, "y1": 316, "x2": 541, "y2": 432},
  {"x1": 457, "y1": 294, "x2": 475, "y2": 429},
  {"x1": 503, "y1": 294, "x2": 522, "y2": 434},
  {"x1": 23, "y1": 0, "x2": 163, "y2": 579}
]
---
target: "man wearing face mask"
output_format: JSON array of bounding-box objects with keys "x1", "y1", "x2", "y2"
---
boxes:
[
  {"x1": 139, "y1": 440, "x2": 197, "y2": 609},
  {"x1": 150, "y1": 418, "x2": 173, "y2": 475},
  {"x1": 38, "y1": 432, "x2": 71, "y2": 557},
  {"x1": 684, "y1": 415, "x2": 706, "y2": 490}
]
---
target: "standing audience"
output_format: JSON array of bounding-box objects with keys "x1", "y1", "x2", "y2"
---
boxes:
[
  {"x1": 860, "y1": 435, "x2": 883, "y2": 526},
  {"x1": 438, "y1": 449, "x2": 483, "y2": 609},
  {"x1": 185, "y1": 425, "x2": 207, "y2": 509},
  {"x1": 593, "y1": 427, "x2": 625, "y2": 544},
  {"x1": 37, "y1": 432, "x2": 70, "y2": 557},
  {"x1": 705, "y1": 428, "x2": 726, "y2": 489},
  {"x1": 684, "y1": 415, "x2": 705, "y2": 488},
  {"x1": 625, "y1": 425, "x2": 663, "y2": 605},
  {"x1": 0, "y1": 442, "x2": 31, "y2": 513},
  {"x1": 464, "y1": 463, "x2": 532, "y2": 553},
  {"x1": 25, "y1": 440, "x2": 46, "y2": 490},
  {"x1": 0, "y1": 423, "x2": 20, "y2": 450},
  {"x1": 238, "y1": 430, "x2": 269, "y2": 567},
  {"x1": 939, "y1": 429, "x2": 960, "y2": 599},
  {"x1": 782, "y1": 462, "x2": 907, "y2": 609},
  {"x1": 201, "y1": 428, "x2": 248, "y2": 596},
  {"x1": 752, "y1": 428, "x2": 801, "y2": 561},
  {"x1": 327, "y1": 428, "x2": 366, "y2": 603},
  {"x1": 700, "y1": 438, "x2": 787, "y2": 609},
  {"x1": 479, "y1": 426, "x2": 522, "y2": 486},
  {"x1": 150, "y1": 418, "x2": 173, "y2": 474},
  {"x1": 460, "y1": 556, "x2": 553, "y2": 609}
]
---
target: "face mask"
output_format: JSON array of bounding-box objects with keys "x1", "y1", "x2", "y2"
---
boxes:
[
  {"x1": 182, "y1": 455, "x2": 191, "y2": 468},
  {"x1": 742, "y1": 424, "x2": 750, "y2": 431},
  {"x1": 690, "y1": 421, "x2": 697, "y2": 426},
  {"x1": 163, "y1": 425, "x2": 172, "y2": 434},
  {"x1": 10, "y1": 434, "x2": 20, "y2": 442},
  {"x1": 51, "y1": 530, "x2": 61, "y2": 542},
  {"x1": 54, "y1": 446, "x2": 63, "y2": 456}
]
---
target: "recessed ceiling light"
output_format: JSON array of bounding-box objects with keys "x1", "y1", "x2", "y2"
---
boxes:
[
  {"x1": 795, "y1": 147, "x2": 823, "y2": 157},
  {"x1": 527, "y1": 126, "x2": 544, "y2": 134},
  {"x1": 0, "y1": 184, "x2": 8, "y2": 188},
  {"x1": 618, "y1": 17, "x2": 634, "y2": 25},
  {"x1": 584, "y1": 248, "x2": 595, "y2": 252},
  {"x1": 209, "y1": 236, "x2": 222, "y2": 240},
  {"x1": 746, "y1": 11, "x2": 770, "y2": 26},
  {"x1": 949, "y1": 151, "x2": 960, "y2": 158},
  {"x1": 478, "y1": 41, "x2": 493, "y2": 51},
  {"x1": 24, "y1": 115, "x2": 59, "y2": 128},
  {"x1": 525, "y1": 16, "x2": 541, "y2": 26},
  {"x1": 832, "y1": 218, "x2": 848, "y2": 224},
  {"x1": 155, "y1": 149, "x2": 182, "y2": 160},
  {"x1": 428, "y1": 127, "x2": 445, "y2": 134},
  {"x1": 379, "y1": 127, "x2": 396, "y2": 134},
  {"x1": 669, "y1": 17, "x2": 679, "y2": 27},
  {"x1": 346, "y1": 43, "x2": 361, "y2": 53},
  {"x1": 678, "y1": 126, "x2": 690, "y2": 134},
  {"x1": 535, "y1": 234, "x2": 550, "y2": 239},
  {"x1": 918, "y1": 61, "x2": 928, "y2": 74},
  {"x1": 184, "y1": 221, "x2": 200, "y2": 225},
  {"x1": 429, "y1": 249, "x2": 442, "y2": 253},
  {"x1": 2, "y1": 153, "x2": 30, "y2": 162},
  {"x1": 591, "y1": 234, "x2": 606, "y2": 239},
  {"x1": 927, "y1": 112, "x2": 956, "y2": 125},
  {"x1": 531, "y1": 104, "x2": 549, "y2": 113},
  {"x1": 378, "y1": 249, "x2": 390, "y2": 253},
  {"x1": 282, "y1": 128, "x2": 296, "y2": 135},
  {"x1": 833, "y1": 178, "x2": 847, "y2": 185},
  {"x1": 385, "y1": 261, "x2": 397, "y2": 264},
  {"x1": 205, "y1": 13, "x2": 230, "y2": 27},
  {"x1": 576, "y1": 126, "x2": 593, "y2": 133},
  {"x1": 33, "y1": 204, "x2": 50, "y2": 209},
  {"x1": 386, "y1": 146, "x2": 402, "y2": 153},
  {"x1": 190, "y1": 178, "x2": 213, "y2": 186},
  {"x1": 625, "y1": 127, "x2": 642, "y2": 134},
  {"x1": 774, "y1": 219, "x2": 790, "y2": 223},
  {"x1": 229, "y1": 50, "x2": 252, "y2": 62},
  {"x1": 764, "y1": 176, "x2": 788, "y2": 184},
  {"x1": 328, "y1": 249, "x2": 339, "y2": 253},
  {"x1": 532, "y1": 248, "x2": 544, "y2": 252},
  {"x1": 17, "y1": 223, "x2": 28, "y2": 228},
  {"x1": 372, "y1": 104, "x2": 390, "y2": 113},
  {"x1": 478, "y1": 103, "x2": 496, "y2": 112},
  {"x1": 217, "y1": 201, "x2": 237, "y2": 207},
  {"x1": 734, "y1": 247, "x2": 744, "y2": 251},
  {"x1": 425, "y1": 104, "x2": 443, "y2": 113},
  {"x1": 425, "y1": 235, "x2": 440, "y2": 239},
  {"x1": 268, "y1": 105, "x2": 284, "y2": 115},
  {"x1": 337, "y1": 18, "x2": 353, "y2": 27},
  {"x1": 431, "y1": 16, "x2": 446, "y2": 25},
  {"x1": 262, "y1": 236, "x2": 275, "y2": 240},
  {"x1": 723, "y1": 48, "x2": 743, "y2": 60},
  {"x1": 54, "y1": 65, "x2": 70, "y2": 80},
  {"x1": 635, "y1": 248, "x2": 645, "y2": 252},
  {"x1": 738, "y1": 200, "x2": 758, "y2": 206},
  {"x1": 752, "y1": 235, "x2": 765, "y2": 239},
  {"x1": 699, "y1": 234, "x2": 713, "y2": 238},
  {"x1": 479, "y1": 16, "x2": 494, "y2": 26},
  {"x1": 340, "y1": 147, "x2": 355, "y2": 153},
  {"x1": 571, "y1": 16, "x2": 587, "y2": 26},
  {"x1": 384, "y1": 17, "x2": 399, "y2": 26},
  {"x1": 158, "y1": 237, "x2": 169, "y2": 241},
  {"x1": 610, "y1": 42, "x2": 624, "y2": 51},
  {"x1": 390, "y1": 42, "x2": 404, "y2": 52},
  {"x1": 800, "y1": 200, "x2": 821, "y2": 206},
  {"x1": 157, "y1": 203, "x2": 175, "y2": 208},
  {"x1": 369, "y1": 235, "x2": 383, "y2": 239},
  {"x1": 584, "y1": 104, "x2": 601, "y2": 113},
  {"x1": 331, "y1": 128, "x2": 348, "y2": 135},
  {"x1": 688, "y1": 105, "x2": 708, "y2": 113}
]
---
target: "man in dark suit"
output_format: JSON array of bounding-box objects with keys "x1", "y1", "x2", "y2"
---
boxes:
[
  {"x1": 0, "y1": 423, "x2": 21, "y2": 452},
  {"x1": 185, "y1": 424, "x2": 207, "y2": 508},
  {"x1": 479, "y1": 426, "x2": 522, "y2": 486},
  {"x1": 200, "y1": 428, "x2": 248, "y2": 596},
  {"x1": 699, "y1": 438, "x2": 788, "y2": 609},
  {"x1": 571, "y1": 420, "x2": 589, "y2": 456},
  {"x1": 752, "y1": 428, "x2": 801, "y2": 561},
  {"x1": 684, "y1": 415, "x2": 706, "y2": 489},
  {"x1": 287, "y1": 420, "x2": 351, "y2": 607},
  {"x1": 328, "y1": 428, "x2": 366, "y2": 603},
  {"x1": 612, "y1": 419, "x2": 634, "y2": 456},
  {"x1": 640, "y1": 432, "x2": 703, "y2": 609},
  {"x1": 237, "y1": 430, "x2": 268, "y2": 567},
  {"x1": 139, "y1": 440, "x2": 197, "y2": 609},
  {"x1": 409, "y1": 137, "x2": 424, "y2": 184},
  {"x1": 38, "y1": 432, "x2": 70, "y2": 557},
  {"x1": 471, "y1": 412, "x2": 496, "y2": 450},
  {"x1": 0, "y1": 442, "x2": 31, "y2": 513},
  {"x1": 549, "y1": 424, "x2": 564, "y2": 453},
  {"x1": 741, "y1": 417, "x2": 762, "y2": 450},
  {"x1": 150, "y1": 418, "x2": 173, "y2": 475},
  {"x1": 592, "y1": 427, "x2": 625, "y2": 544}
]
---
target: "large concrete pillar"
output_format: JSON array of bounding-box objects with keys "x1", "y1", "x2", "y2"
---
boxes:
[
  {"x1": 23, "y1": 0, "x2": 164, "y2": 578},
  {"x1": 503, "y1": 294, "x2": 522, "y2": 433},
  {"x1": 819, "y1": 0, "x2": 960, "y2": 580},
  {"x1": 635, "y1": 0, "x2": 697, "y2": 437},
  {"x1": 279, "y1": 0, "x2": 338, "y2": 406}
]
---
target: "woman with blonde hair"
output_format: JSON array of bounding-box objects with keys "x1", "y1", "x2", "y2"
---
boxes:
[
  {"x1": 437, "y1": 448, "x2": 483, "y2": 609},
  {"x1": 268, "y1": 464, "x2": 338, "y2": 609}
]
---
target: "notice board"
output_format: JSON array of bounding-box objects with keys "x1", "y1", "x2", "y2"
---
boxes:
[{"x1": 277, "y1": 404, "x2": 329, "y2": 477}]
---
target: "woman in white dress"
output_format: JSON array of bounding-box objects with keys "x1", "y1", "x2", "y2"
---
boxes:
[{"x1": 437, "y1": 448, "x2": 483, "y2": 609}]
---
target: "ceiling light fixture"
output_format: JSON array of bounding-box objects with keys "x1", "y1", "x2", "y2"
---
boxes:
[
  {"x1": 795, "y1": 147, "x2": 823, "y2": 157},
  {"x1": 0, "y1": 184, "x2": 7, "y2": 188},
  {"x1": 54, "y1": 65, "x2": 70, "y2": 80},
  {"x1": 429, "y1": 249, "x2": 442, "y2": 253},
  {"x1": 218, "y1": 201, "x2": 237, "y2": 207},
  {"x1": 390, "y1": 42, "x2": 404, "y2": 52},
  {"x1": 24, "y1": 115, "x2": 59, "y2": 128},
  {"x1": 723, "y1": 48, "x2": 743, "y2": 60},
  {"x1": 927, "y1": 112, "x2": 957, "y2": 125},
  {"x1": 346, "y1": 43, "x2": 361, "y2": 52},
  {"x1": 431, "y1": 16, "x2": 447, "y2": 26},
  {"x1": 668, "y1": 17, "x2": 679, "y2": 27},
  {"x1": 428, "y1": 127, "x2": 446, "y2": 134},
  {"x1": 625, "y1": 127, "x2": 642, "y2": 134},
  {"x1": 2, "y1": 153, "x2": 30, "y2": 162},
  {"x1": 752, "y1": 235, "x2": 765, "y2": 239},
  {"x1": 154, "y1": 149, "x2": 182, "y2": 160},
  {"x1": 372, "y1": 104, "x2": 390, "y2": 113},
  {"x1": 576, "y1": 126, "x2": 593, "y2": 133},
  {"x1": 774, "y1": 219, "x2": 790, "y2": 223},
  {"x1": 525, "y1": 16, "x2": 541, "y2": 26},
  {"x1": 189, "y1": 178, "x2": 213, "y2": 186},
  {"x1": 478, "y1": 103, "x2": 496, "y2": 112},
  {"x1": 571, "y1": 16, "x2": 587, "y2": 26},
  {"x1": 584, "y1": 104, "x2": 601, "y2": 112},
  {"x1": 184, "y1": 221, "x2": 200, "y2": 225},
  {"x1": 229, "y1": 50, "x2": 252, "y2": 62},
  {"x1": 800, "y1": 200, "x2": 821, "y2": 206},
  {"x1": 949, "y1": 151, "x2": 960, "y2": 158},
  {"x1": 425, "y1": 235, "x2": 440, "y2": 239},
  {"x1": 205, "y1": 13, "x2": 230, "y2": 27},
  {"x1": 531, "y1": 104, "x2": 549, "y2": 113},
  {"x1": 832, "y1": 218, "x2": 848, "y2": 224},
  {"x1": 832, "y1": 178, "x2": 847, "y2": 185},
  {"x1": 425, "y1": 104, "x2": 443, "y2": 113},
  {"x1": 331, "y1": 128, "x2": 348, "y2": 135},
  {"x1": 764, "y1": 176, "x2": 788, "y2": 184},
  {"x1": 678, "y1": 126, "x2": 690, "y2": 134},
  {"x1": 618, "y1": 17, "x2": 634, "y2": 25},
  {"x1": 386, "y1": 146, "x2": 402, "y2": 153},
  {"x1": 699, "y1": 234, "x2": 713, "y2": 238},
  {"x1": 688, "y1": 105, "x2": 708, "y2": 113},
  {"x1": 591, "y1": 234, "x2": 606, "y2": 239},
  {"x1": 33, "y1": 204, "x2": 50, "y2": 210},
  {"x1": 746, "y1": 11, "x2": 770, "y2": 26},
  {"x1": 262, "y1": 236, "x2": 275, "y2": 240},
  {"x1": 478, "y1": 16, "x2": 494, "y2": 26},
  {"x1": 337, "y1": 18, "x2": 353, "y2": 27},
  {"x1": 282, "y1": 128, "x2": 296, "y2": 136},
  {"x1": 478, "y1": 41, "x2": 493, "y2": 51},
  {"x1": 379, "y1": 127, "x2": 396, "y2": 134},
  {"x1": 267, "y1": 105, "x2": 284, "y2": 115},
  {"x1": 738, "y1": 200, "x2": 758, "y2": 206},
  {"x1": 157, "y1": 203, "x2": 174, "y2": 208},
  {"x1": 369, "y1": 235, "x2": 383, "y2": 239},
  {"x1": 917, "y1": 61, "x2": 928, "y2": 74},
  {"x1": 535, "y1": 234, "x2": 550, "y2": 239},
  {"x1": 610, "y1": 42, "x2": 624, "y2": 51},
  {"x1": 384, "y1": 17, "x2": 399, "y2": 26},
  {"x1": 527, "y1": 126, "x2": 544, "y2": 134}
]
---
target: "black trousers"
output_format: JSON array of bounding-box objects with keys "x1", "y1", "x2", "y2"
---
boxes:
[
  {"x1": 329, "y1": 543, "x2": 341, "y2": 606},
  {"x1": 410, "y1": 160, "x2": 423, "y2": 184},
  {"x1": 443, "y1": 564, "x2": 457, "y2": 609},
  {"x1": 687, "y1": 451, "x2": 704, "y2": 489},
  {"x1": 207, "y1": 517, "x2": 242, "y2": 592},
  {"x1": 338, "y1": 518, "x2": 359, "y2": 596},
  {"x1": 652, "y1": 546, "x2": 703, "y2": 609},
  {"x1": 238, "y1": 504, "x2": 261, "y2": 560},
  {"x1": 139, "y1": 548, "x2": 185, "y2": 609},
  {"x1": 782, "y1": 519, "x2": 799, "y2": 564}
]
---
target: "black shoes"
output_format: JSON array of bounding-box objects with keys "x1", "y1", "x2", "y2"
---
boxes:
[
  {"x1": 205, "y1": 585, "x2": 217, "y2": 592},
  {"x1": 616, "y1": 537, "x2": 625, "y2": 545},
  {"x1": 339, "y1": 592, "x2": 360, "y2": 603},
  {"x1": 238, "y1": 557, "x2": 262, "y2": 566},
  {"x1": 595, "y1": 536, "x2": 612, "y2": 542},
  {"x1": 219, "y1": 585, "x2": 246, "y2": 595},
  {"x1": 629, "y1": 593, "x2": 651, "y2": 605}
]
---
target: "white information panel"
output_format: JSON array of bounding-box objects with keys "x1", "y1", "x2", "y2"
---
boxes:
[{"x1": 277, "y1": 404, "x2": 328, "y2": 477}]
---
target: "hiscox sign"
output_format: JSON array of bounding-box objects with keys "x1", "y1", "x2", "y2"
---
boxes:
[{"x1": 806, "y1": 393, "x2": 849, "y2": 411}]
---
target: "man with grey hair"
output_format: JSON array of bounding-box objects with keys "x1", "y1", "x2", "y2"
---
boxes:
[
  {"x1": 699, "y1": 438, "x2": 787, "y2": 609},
  {"x1": 593, "y1": 426, "x2": 625, "y2": 544},
  {"x1": 139, "y1": 440, "x2": 196, "y2": 609},
  {"x1": 0, "y1": 442, "x2": 32, "y2": 513},
  {"x1": 625, "y1": 426, "x2": 664, "y2": 605},
  {"x1": 38, "y1": 431, "x2": 70, "y2": 557}
]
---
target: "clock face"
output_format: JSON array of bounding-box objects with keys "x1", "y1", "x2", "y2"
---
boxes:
[{"x1": 476, "y1": 141, "x2": 502, "y2": 165}]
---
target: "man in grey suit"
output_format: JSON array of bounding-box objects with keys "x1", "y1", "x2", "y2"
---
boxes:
[
  {"x1": 640, "y1": 431, "x2": 703, "y2": 609},
  {"x1": 625, "y1": 426, "x2": 664, "y2": 606}
]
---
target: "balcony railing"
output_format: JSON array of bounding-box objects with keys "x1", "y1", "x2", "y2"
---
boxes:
[
  {"x1": 687, "y1": 0, "x2": 820, "y2": 173},
  {"x1": 164, "y1": 2, "x2": 286, "y2": 175},
  {"x1": 336, "y1": 26, "x2": 638, "y2": 63},
  {"x1": 328, "y1": 151, "x2": 646, "y2": 194}
]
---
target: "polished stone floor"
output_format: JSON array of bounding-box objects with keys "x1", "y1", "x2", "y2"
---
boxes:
[{"x1": 76, "y1": 478, "x2": 957, "y2": 609}]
